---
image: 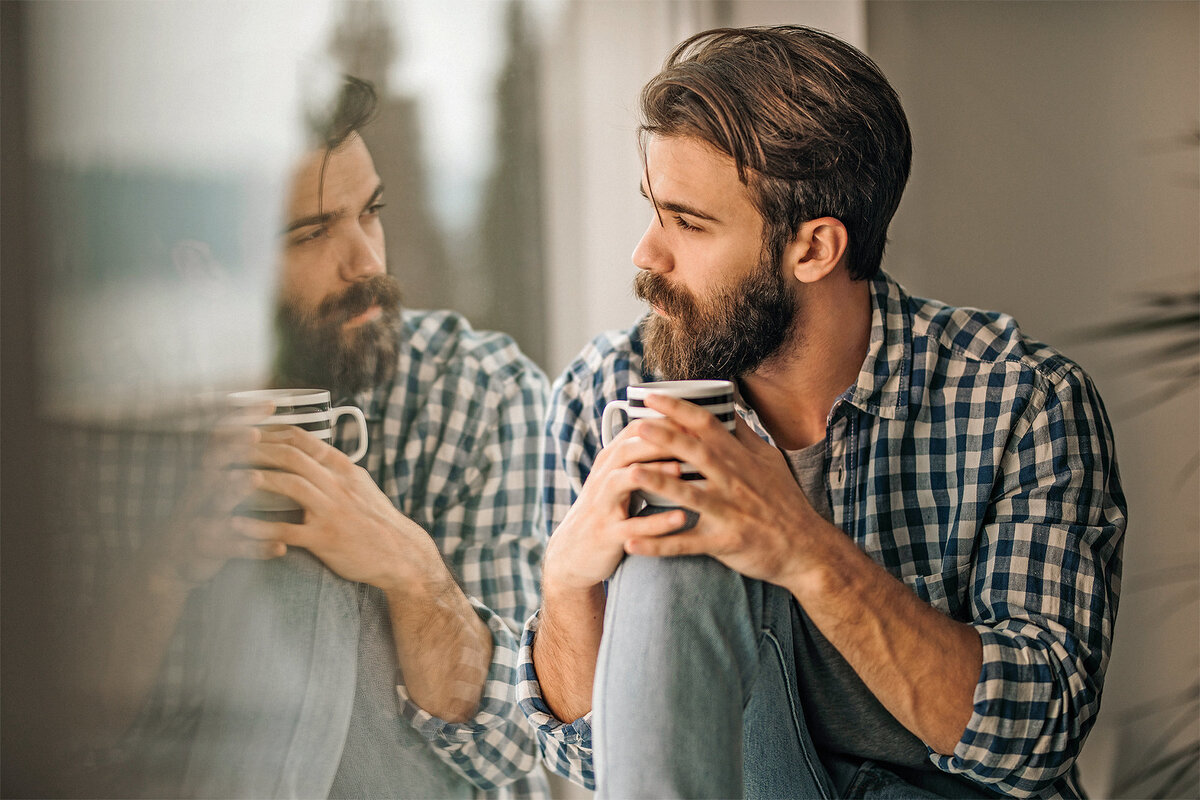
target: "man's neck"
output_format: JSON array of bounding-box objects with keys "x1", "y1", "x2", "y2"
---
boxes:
[{"x1": 739, "y1": 274, "x2": 872, "y2": 451}]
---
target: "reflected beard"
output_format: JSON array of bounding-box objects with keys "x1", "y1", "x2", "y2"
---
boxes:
[
  {"x1": 274, "y1": 274, "x2": 404, "y2": 399},
  {"x1": 635, "y1": 251, "x2": 799, "y2": 381}
]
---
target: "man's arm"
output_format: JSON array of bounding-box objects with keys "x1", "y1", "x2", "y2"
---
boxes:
[
  {"x1": 235, "y1": 428, "x2": 493, "y2": 721},
  {"x1": 237, "y1": 355, "x2": 549, "y2": 790},
  {"x1": 533, "y1": 419, "x2": 692, "y2": 723}
]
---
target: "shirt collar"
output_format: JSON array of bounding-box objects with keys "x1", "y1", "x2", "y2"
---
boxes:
[{"x1": 841, "y1": 270, "x2": 913, "y2": 421}]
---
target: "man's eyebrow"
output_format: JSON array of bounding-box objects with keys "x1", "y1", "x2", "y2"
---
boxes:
[
  {"x1": 637, "y1": 182, "x2": 719, "y2": 223},
  {"x1": 362, "y1": 183, "x2": 384, "y2": 211},
  {"x1": 284, "y1": 210, "x2": 338, "y2": 234},
  {"x1": 283, "y1": 183, "x2": 385, "y2": 234}
]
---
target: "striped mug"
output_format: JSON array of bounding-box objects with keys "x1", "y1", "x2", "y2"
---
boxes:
[
  {"x1": 601, "y1": 380, "x2": 736, "y2": 509},
  {"x1": 228, "y1": 388, "x2": 368, "y2": 512}
]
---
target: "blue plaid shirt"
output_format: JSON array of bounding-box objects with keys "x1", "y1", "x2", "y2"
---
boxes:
[
  {"x1": 82, "y1": 310, "x2": 551, "y2": 798},
  {"x1": 348, "y1": 310, "x2": 550, "y2": 798},
  {"x1": 517, "y1": 273, "x2": 1126, "y2": 798}
]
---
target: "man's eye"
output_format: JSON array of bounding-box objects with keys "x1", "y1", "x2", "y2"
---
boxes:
[
  {"x1": 364, "y1": 202, "x2": 386, "y2": 217},
  {"x1": 290, "y1": 227, "x2": 326, "y2": 246},
  {"x1": 673, "y1": 214, "x2": 701, "y2": 232}
]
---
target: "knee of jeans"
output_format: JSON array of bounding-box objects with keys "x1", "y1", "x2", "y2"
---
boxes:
[{"x1": 611, "y1": 554, "x2": 744, "y2": 611}]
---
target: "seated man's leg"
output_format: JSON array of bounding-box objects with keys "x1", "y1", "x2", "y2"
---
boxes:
[
  {"x1": 163, "y1": 550, "x2": 360, "y2": 798},
  {"x1": 593, "y1": 554, "x2": 835, "y2": 800}
]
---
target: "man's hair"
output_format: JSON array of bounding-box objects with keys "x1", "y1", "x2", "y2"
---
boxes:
[
  {"x1": 639, "y1": 26, "x2": 911, "y2": 281},
  {"x1": 305, "y1": 75, "x2": 379, "y2": 219},
  {"x1": 308, "y1": 74, "x2": 379, "y2": 150}
]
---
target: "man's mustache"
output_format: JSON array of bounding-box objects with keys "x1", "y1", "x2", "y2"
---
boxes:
[
  {"x1": 634, "y1": 271, "x2": 696, "y2": 319},
  {"x1": 313, "y1": 274, "x2": 403, "y2": 324}
]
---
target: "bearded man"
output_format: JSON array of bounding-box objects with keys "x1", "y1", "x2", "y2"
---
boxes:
[
  {"x1": 86, "y1": 77, "x2": 550, "y2": 799},
  {"x1": 518, "y1": 27, "x2": 1125, "y2": 800}
]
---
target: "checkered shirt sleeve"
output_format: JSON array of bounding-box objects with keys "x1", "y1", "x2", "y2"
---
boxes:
[
  {"x1": 518, "y1": 274, "x2": 1126, "y2": 798},
  {"x1": 516, "y1": 329, "x2": 637, "y2": 790},
  {"x1": 380, "y1": 312, "x2": 551, "y2": 795},
  {"x1": 928, "y1": 354, "x2": 1125, "y2": 795}
]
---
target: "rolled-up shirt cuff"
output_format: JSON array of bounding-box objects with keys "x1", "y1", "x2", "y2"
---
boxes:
[
  {"x1": 516, "y1": 609, "x2": 594, "y2": 746},
  {"x1": 396, "y1": 596, "x2": 523, "y2": 742}
]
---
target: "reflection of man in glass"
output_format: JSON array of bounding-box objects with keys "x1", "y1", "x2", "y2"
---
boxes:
[
  {"x1": 91, "y1": 77, "x2": 549, "y2": 798},
  {"x1": 519, "y1": 26, "x2": 1125, "y2": 800}
]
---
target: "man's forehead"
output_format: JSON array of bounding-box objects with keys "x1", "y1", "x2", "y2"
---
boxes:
[
  {"x1": 285, "y1": 134, "x2": 379, "y2": 218},
  {"x1": 642, "y1": 135, "x2": 753, "y2": 218}
]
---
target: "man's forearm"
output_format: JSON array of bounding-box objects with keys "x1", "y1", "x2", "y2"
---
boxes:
[
  {"x1": 532, "y1": 583, "x2": 606, "y2": 722},
  {"x1": 785, "y1": 525, "x2": 981, "y2": 755},
  {"x1": 385, "y1": 569, "x2": 494, "y2": 723}
]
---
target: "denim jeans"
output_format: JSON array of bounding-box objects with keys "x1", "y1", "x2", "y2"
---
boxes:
[
  {"x1": 131, "y1": 550, "x2": 469, "y2": 798},
  {"x1": 593, "y1": 554, "x2": 836, "y2": 800},
  {"x1": 592, "y1": 555, "x2": 996, "y2": 800}
]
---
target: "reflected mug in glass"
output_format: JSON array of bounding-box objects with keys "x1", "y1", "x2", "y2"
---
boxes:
[{"x1": 228, "y1": 388, "x2": 368, "y2": 512}]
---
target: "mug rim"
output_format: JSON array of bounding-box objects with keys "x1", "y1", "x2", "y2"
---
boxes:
[
  {"x1": 626, "y1": 379, "x2": 733, "y2": 399},
  {"x1": 228, "y1": 388, "x2": 331, "y2": 407}
]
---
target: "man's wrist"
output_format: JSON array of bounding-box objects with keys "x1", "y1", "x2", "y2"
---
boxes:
[
  {"x1": 379, "y1": 563, "x2": 458, "y2": 605},
  {"x1": 780, "y1": 515, "x2": 868, "y2": 605},
  {"x1": 142, "y1": 560, "x2": 200, "y2": 605},
  {"x1": 373, "y1": 519, "x2": 449, "y2": 596}
]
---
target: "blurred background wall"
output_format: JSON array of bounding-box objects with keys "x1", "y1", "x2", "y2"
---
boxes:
[{"x1": 2, "y1": 1, "x2": 1196, "y2": 797}]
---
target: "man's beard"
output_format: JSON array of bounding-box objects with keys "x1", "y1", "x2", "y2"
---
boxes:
[
  {"x1": 635, "y1": 249, "x2": 799, "y2": 381},
  {"x1": 274, "y1": 274, "x2": 404, "y2": 400}
]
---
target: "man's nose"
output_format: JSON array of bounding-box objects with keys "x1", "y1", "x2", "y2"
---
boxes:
[
  {"x1": 632, "y1": 218, "x2": 671, "y2": 273},
  {"x1": 338, "y1": 224, "x2": 385, "y2": 282}
]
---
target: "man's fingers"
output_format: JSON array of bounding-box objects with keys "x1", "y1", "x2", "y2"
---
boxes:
[
  {"x1": 195, "y1": 528, "x2": 286, "y2": 560},
  {"x1": 256, "y1": 426, "x2": 345, "y2": 467},
  {"x1": 619, "y1": 508, "x2": 692, "y2": 538},
  {"x1": 642, "y1": 393, "x2": 723, "y2": 434},
  {"x1": 202, "y1": 425, "x2": 260, "y2": 471},
  {"x1": 628, "y1": 463, "x2": 705, "y2": 510},
  {"x1": 598, "y1": 423, "x2": 682, "y2": 468},
  {"x1": 624, "y1": 530, "x2": 708, "y2": 558},
  {"x1": 248, "y1": 468, "x2": 325, "y2": 511},
  {"x1": 232, "y1": 516, "x2": 310, "y2": 549},
  {"x1": 597, "y1": 459, "x2": 681, "y2": 503},
  {"x1": 211, "y1": 468, "x2": 257, "y2": 512}
]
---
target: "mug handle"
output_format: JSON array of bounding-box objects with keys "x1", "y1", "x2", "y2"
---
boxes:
[
  {"x1": 601, "y1": 400, "x2": 630, "y2": 446},
  {"x1": 330, "y1": 405, "x2": 369, "y2": 462}
]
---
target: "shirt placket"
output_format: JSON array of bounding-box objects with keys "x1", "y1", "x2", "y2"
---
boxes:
[{"x1": 825, "y1": 400, "x2": 857, "y2": 537}]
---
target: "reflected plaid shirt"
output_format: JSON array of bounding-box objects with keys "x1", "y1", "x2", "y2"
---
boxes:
[
  {"x1": 517, "y1": 272, "x2": 1126, "y2": 798},
  {"x1": 55, "y1": 310, "x2": 550, "y2": 798}
]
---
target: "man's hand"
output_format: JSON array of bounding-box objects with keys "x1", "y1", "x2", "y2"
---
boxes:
[
  {"x1": 230, "y1": 426, "x2": 445, "y2": 590},
  {"x1": 541, "y1": 424, "x2": 690, "y2": 594},
  {"x1": 231, "y1": 425, "x2": 493, "y2": 723},
  {"x1": 535, "y1": 406, "x2": 715, "y2": 723},
  {"x1": 147, "y1": 409, "x2": 286, "y2": 595},
  {"x1": 94, "y1": 409, "x2": 285, "y2": 741},
  {"x1": 618, "y1": 394, "x2": 828, "y2": 591},
  {"x1": 617, "y1": 393, "x2": 980, "y2": 755}
]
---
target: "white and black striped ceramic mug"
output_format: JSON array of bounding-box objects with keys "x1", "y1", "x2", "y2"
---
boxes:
[
  {"x1": 228, "y1": 388, "x2": 368, "y2": 511},
  {"x1": 601, "y1": 380, "x2": 736, "y2": 508}
]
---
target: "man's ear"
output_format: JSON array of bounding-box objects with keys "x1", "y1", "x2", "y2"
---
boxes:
[{"x1": 781, "y1": 217, "x2": 848, "y2": 283}]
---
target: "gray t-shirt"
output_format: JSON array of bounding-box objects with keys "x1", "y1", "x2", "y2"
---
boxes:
[{"x1": 783, "y1": 441, "x2": 932, "y2": 770}]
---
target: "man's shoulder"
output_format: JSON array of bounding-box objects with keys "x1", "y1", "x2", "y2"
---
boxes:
[
  {"x1": 398, "y1": 309, "x2": 548, "y2": 392},
  {"x1": 553, "y1": 319, "x2": 648, "y2": 402},
  {"x1": 904, "y1": 290, "x2": 1082, "y2": 386}
]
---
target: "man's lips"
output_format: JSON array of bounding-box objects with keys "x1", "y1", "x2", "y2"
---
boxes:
[{"x1": 343, "y1": 305, "x2": 382, "y2": 327}]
